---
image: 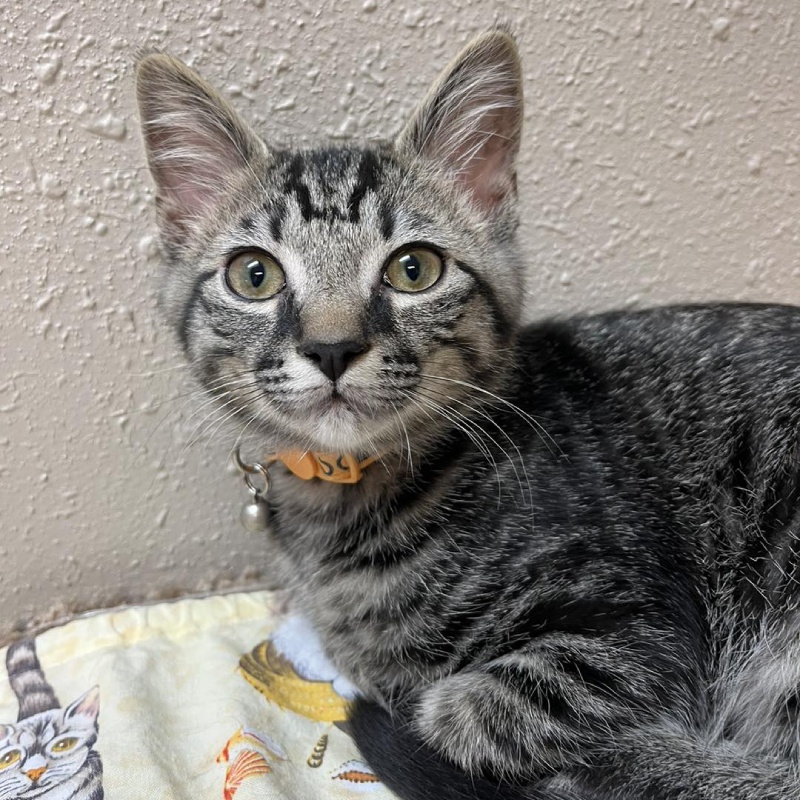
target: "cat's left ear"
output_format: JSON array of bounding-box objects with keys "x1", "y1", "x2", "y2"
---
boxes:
[
  {"x1": 395, "y1": 30, "x2": 523, "y2": 216},
  {"x1": 64, "y1": 686, "x2": 99, "y2": 723}
]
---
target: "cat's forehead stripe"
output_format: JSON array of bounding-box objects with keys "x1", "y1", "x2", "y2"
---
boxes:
[
  {"x1": 267, "y1": 196, "x2": 287, "y2": 244},
  {"x1": 275, "y1": 147, "x2": 389, "y2": 235},
  {"x1": 379, "y1": 201, "x2": 395, "y2": 240}
]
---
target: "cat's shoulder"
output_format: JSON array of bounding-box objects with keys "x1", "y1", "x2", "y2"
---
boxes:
[{"x1": 513, "y1": 302, "x2": 800, "y2": 396}]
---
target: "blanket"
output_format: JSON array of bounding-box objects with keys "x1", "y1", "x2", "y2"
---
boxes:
[{"x1": 0, "y1": 592, "x2": 397, "y2": 799}]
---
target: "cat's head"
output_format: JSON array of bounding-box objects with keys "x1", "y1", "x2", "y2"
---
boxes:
[
  {"x1": 0, "y1": 687, "x2": 99, "y2": 798},
  {"x1": 136, "y1": 32, "x2": 524, "y2": 456}
]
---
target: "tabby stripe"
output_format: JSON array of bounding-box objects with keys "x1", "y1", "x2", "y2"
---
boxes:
[
  {"x1": 487, "y1": 662, "x2": 577, "y2": 723},
  {"x1": 388, "y1": 429, "x2": 470, "y2": 514},
  {"x1": 275, "y1": 289, "x2": 302, "y2": 339},
  {"x1": 347, "y1": 150, "x2": 380, "y2": 223},
  {"x1": 283, "y1": 154, "x2": 315, "y2": 222},
  {"x1": 197, "y1": 296, "x2": 240, "y2": 340},
  {"x1": 505, "y1": 594, "x2": 640, "y2": 640},
  {"x1": 268, "y1": 197, "x2": 287, "y2": 243},
  {"x1": 379, "y1": 200, "x2": 395, "y2": 240},
  {"x1": 345, "y1": 525, "x2": 433, "y2": 571},
  {"x1": 454, "y1": 259, "x2": 513, "y2": 339},
  {"x1": 366, "y1": 290, "x2": 397, "y2": 335},
  {"x1": 435, "y1": 606, "x2": 487, "y2": 660},
  {"x1": 208, "y1": 323, "x2": 233, "y2": 340},
  {"x1": 74, "y1": 760, "x2": 102, "y2": 793},
  {"x1": 178, "y1": 270, "x2": 217, "y2": 352},
  {"x1": 555, "y1": 655, "x2": 625, "y2": 701},
  {"x1": 254, "y1": 355, "x2": 285, "y2": 371},
  {"x1": 7, "y1": 641, "x2": 60, "y2": 719},
  {"x1": 321, "y1": 432, "x2": 470, "y2": 568}
]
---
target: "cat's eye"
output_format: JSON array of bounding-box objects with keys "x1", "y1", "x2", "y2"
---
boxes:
[
  {"x1": 225, "y1": 251, "x2": 285, "y2": 301},
  {"x1": 51, "y1": 737, "x2": 79, "y2": 753},
  {"x1": 383, "y1": 247, "x2": 443, "y2": 293},
  {"x1": 0, "y1": 749, "x2": 21, "y2": 768}
]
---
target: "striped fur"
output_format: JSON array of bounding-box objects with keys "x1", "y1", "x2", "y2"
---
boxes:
[
  {"x1": 138, "y1": 32, "x2": 800, "y2": 800},
  {"x1": 7, "y1": 641, "x2": 59, "y2": 721}
]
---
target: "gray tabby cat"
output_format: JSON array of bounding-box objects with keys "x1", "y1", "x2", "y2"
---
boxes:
[
  {"x1": 136, "y1": 31, "x2": 800, "y2": 800},
  {"x1": 0, "y1": 642, "x2": 102, "y2": 799}
]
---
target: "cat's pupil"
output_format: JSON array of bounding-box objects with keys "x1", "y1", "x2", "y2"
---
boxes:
[
  {"x1": 400, "y1": 254, "x2": 421, "y2": 282},
  {"x1": 248, "y1": 260, "x2": 265, "y2": 288}
]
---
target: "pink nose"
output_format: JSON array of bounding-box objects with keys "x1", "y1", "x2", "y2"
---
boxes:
[{"x1": 26, "y1": 766, "x2": 47, "y2": 782}]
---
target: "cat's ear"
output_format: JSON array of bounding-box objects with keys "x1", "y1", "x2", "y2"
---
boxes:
[
  {"x1": 395, "y1": 31, "x2": 523, "y2": 215},
  {"x1": 135, "y1": 53, "x2": 268, "y2": 251},
  {"x1": 64, "y1": 686, "x2": 99, "y2": 723}
]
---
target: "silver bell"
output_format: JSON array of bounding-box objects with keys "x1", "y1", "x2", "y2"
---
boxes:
[
  {"x1": 241, "y1": 495, "x2": 271, "y2": 533},
  {"x1": 232, "y1": 447, "x2": 272, "y2": 533}
]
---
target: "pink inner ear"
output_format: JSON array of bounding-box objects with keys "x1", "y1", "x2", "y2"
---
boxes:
[
  {"x1": 398, "y1": 34, "x2": 523, "y2": 217},
  {"x1": 450, "y1": 119, "x2": 517, "y2": 212},
  {"x1": 149, "y1": 125, "x2": 241, "y2": 224},
  {"x1": 66, "y1": 686, "x2": 99, "y2": 722},
  {"x1": 422, "y1": 73, "x2": 521, "y2": 216}
]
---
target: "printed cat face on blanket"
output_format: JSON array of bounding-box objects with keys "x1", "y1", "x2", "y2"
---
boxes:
[
  {"x1": 2, "y1": 641, "x2": 102, "y2": 800},
  {"x1": 0, "y1": 689, "x2": 99, "y2": 800}
]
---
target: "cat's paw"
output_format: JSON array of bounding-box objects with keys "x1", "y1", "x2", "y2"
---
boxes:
[
  {"x1": 415, "y1": 670, "x2": 571, "y2": 778},
  {"x1": 416, "y1": 672, "x2": 507, "y2": 774},
  {"x1": 270, "y1": 614, "x2": 361, "y2": 700}
]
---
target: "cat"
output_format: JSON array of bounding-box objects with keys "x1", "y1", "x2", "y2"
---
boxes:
[
  {"x1": 135, "y1": 30, "x2": 800, "y2": 800},
  {"x1": 0, "y1": 642, "x2": 103, "y2": 800}
]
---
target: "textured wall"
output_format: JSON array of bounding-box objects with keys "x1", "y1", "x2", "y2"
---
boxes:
[{"x1": 1, "y1": 0, "x2": 799, "y2": 632}]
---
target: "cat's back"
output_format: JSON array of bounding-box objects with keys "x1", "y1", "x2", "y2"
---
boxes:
[
  {"x1": 515, "y1": 302, "x2": 800, "y2": 431},
  {"x1": 513, "y1": 302, "x2": 800, "y2": 602}
]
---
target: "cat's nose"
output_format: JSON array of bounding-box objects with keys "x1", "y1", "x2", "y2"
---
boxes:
[
  {"x1": 301, "y1": 340, "x2": 366, "y2": 383},
  {"x1": 26, "y1": 767, "x2": 47, "y2": 782}
]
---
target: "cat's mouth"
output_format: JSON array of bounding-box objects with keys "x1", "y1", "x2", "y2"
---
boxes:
[
  {"x1": 263, "y1": 383, "x2": 404, "y2": 453},
  {"x1": 310, "y1": 388, "x2": 376, "y2": 419},
  {"x1": 288, "y1": 383, "x2": 382, "y2": 418}
]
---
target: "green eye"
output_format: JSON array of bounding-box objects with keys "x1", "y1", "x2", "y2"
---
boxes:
[
  {"x1": 0, "y1": 749, "x2": 21, "y2": 768},
  {"x1": 383, "y1": 247, "x2": 443, "y2": 293},
  {"x1": 51, "y1": 737, "x2": 79, "y2": 753},
  {"x1": 225, "y1": 251, "x2": 285, "y2": 300}
]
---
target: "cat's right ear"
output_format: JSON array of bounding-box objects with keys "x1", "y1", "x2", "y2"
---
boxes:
[{"x1": 135, "y1": 53, "x2": 268, "y2": 253}]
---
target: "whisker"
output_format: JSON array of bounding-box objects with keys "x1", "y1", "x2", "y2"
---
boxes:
[
  {"x1": 392, "y1": 403, "x2": 415, "y2": 480},
  {"x1": 136, "y1": 374, "x2": 254, "y2": 458},
  {"x1": 420, "y1": 372, "x2": 561, "y2": 457},
  {"x1": 415, "y1": 385, "x2": 533, "y2": 509},
  {"x1": 401, "y1": 390, "x2": 503, "y2": 505},
  {"x1": 177, "y1": 385, "x2": 262, "y2": 460}
]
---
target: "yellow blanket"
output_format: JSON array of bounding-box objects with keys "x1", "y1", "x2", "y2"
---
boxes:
[{"x1": 0, "y1": 592, "x2": 397, "y2": 799}]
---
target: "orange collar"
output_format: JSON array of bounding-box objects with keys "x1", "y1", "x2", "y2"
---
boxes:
[{"x1": 268, "y1": 451, "x2": 378, "y2": 484}]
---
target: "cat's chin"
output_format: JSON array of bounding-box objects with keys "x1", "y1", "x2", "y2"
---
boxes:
[
  {"x1": 276, "y1": 393, "x2": 402, "y2": 455},
  {"x1": 253, "y1": 381, "x2": 420, "y2": 454}
]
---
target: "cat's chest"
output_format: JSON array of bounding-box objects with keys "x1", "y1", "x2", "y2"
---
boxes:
[{"x1": 272, "y1": 506, "x2": 462, "y2": 693}]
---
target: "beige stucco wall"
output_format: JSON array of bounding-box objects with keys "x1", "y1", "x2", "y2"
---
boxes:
[{"x1": 1, "y1": 0, "x2": 799, "y2": 632}]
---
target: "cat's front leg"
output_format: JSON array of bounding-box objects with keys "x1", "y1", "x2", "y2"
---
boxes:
[{"x1": 415, "y1": 649, "x2": 632, "y2": 779}]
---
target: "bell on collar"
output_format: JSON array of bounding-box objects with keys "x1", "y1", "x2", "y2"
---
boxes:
[
  {"x1": 232, "y1": 447, "x2": 272, "y2": 534},
  {"x1": 241, "y1": 493, "x2": 271, "y2": 533}
]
